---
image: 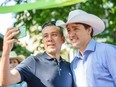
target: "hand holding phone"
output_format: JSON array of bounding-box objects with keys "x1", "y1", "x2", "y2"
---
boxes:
[{"x1": 15, "y1": 26, "x2": 27, "y2": 39}]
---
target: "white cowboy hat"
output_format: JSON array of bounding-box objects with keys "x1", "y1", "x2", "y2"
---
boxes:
[
  {"x1": 56, "y1": 9, "x2": 105, "y2": 36},
  {"x1": 9, "y1": 51, "x2": 24, "y2": 62}
]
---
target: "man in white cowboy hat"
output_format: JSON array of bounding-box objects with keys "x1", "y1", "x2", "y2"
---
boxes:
[{"x1": 57, "y1": 9, "x2": 116, "y2": 87}]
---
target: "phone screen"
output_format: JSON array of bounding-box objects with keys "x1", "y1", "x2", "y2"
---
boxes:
[{"x1": 15, "y1": 26, "x2": 27, "y2": 39}]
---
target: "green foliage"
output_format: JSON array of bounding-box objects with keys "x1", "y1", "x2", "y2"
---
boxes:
[
  {"x1": 14, "y1": 43, "x2": 33, "y2": 57},
  {"x1": 14, "y1": 6, "x2": 75, "y2": 55},
  {"x1": 2, "y1": 0, "x2": 116, "y2": 57},
  {"x1": 78, "y1": 0, "x2": 116, "y2": 45}
]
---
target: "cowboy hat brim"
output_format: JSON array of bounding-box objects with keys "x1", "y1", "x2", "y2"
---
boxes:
[
  {"x1": 56, "y1": 12, "x2": 105, "y2": 36},
  {"x1": 9, "y1": 57, "x2": 24, "y2": 62}
]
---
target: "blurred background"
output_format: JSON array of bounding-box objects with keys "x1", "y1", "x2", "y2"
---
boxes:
[{"x1": 0, "y1": 0, "x2": 116, "y2": 62}]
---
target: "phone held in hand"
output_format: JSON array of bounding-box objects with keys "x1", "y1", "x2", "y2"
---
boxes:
[{"x1": 15, "y1": 26, "x2": 27, "y2": 39}]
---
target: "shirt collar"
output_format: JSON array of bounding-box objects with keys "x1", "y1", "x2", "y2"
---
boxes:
[
  {"x1": 85, "y1": 38, "x2": 96, "y2": 52},
  {"x1": 76, "y1": 38, "x2": 96, "y2": 59},
  {"x1": 41, "y1": 52, "x2": 63, "y2": 61}
]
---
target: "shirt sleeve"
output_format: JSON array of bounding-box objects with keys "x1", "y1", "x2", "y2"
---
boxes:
[
  {"x1": 105, "y1": 45, "x2": 116, "y2": 84},
  {"x1": 15, "y1": 56, "x2": 36, "y2": 82}
]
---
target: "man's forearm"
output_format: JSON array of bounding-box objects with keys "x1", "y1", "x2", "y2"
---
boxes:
[{"x1": 0, "y1": 50, "x2": 11, "y2": 86}]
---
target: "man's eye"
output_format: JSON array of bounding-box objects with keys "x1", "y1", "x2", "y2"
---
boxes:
[
  {"x1": 74, "y1": 28, "x2": 79, "y2": 30},
  {"x1": 67, "y1": 29, "x2": 70, "y2": 33},
  {"x1": 52, "y1": 34, "x2": 57, "y2": 36},
  {"x1": 43, "y1": 35, "x2": 47, "y2": 38}
]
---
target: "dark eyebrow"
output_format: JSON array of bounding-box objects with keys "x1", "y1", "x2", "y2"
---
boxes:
[{"x1": 67, "y1": 23, "x2": 80, "y2": 29}]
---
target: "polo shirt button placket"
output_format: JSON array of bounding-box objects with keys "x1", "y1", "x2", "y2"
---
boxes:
[
  {"x1": 47, "y1": 79, "x2": 50, "y2": 82},
  {"x1": 58, "y1": 61, "x2": 61, "y2": 75}
]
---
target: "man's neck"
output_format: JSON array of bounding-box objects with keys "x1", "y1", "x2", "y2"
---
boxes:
[{"x1": 79, "y1": 38, "x2": 91, "y2": 56}]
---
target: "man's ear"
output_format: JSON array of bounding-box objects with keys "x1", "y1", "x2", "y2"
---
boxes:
[
  {"x1": 88, "y1": 27, "x2": 92, "y2": 35},
  {"x1": 62, "y1": 36, "x2": 65, "y2": 43}
]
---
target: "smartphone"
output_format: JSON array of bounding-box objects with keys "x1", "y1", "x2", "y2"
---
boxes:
[{"x1": 15, "y1": 26, "x2": 27, "y2": 39}]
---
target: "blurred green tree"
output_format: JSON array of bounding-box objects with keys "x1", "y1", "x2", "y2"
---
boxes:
[{"x1": 1, "y1": 0, "x2": 116, "y2": 57}]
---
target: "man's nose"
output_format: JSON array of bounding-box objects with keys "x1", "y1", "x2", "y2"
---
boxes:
[
  {"x1": 47, "y1": 35, "x2": 53, "y2": 41},
  {"x1": 69, "y1": 30, "x2": 75, "y2": 37}
]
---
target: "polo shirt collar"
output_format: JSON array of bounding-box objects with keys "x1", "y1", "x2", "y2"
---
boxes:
[{"x1": 42, "y1": 52, "x2": 63, "y2": 61}]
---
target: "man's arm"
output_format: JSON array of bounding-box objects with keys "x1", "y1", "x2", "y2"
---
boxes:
[
  {"x1": 0, "y1": 28, "x2": 21, "y2": 86},
  {"x1": 106, "y1": 45, "x2": 116, "y2": 84}
]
